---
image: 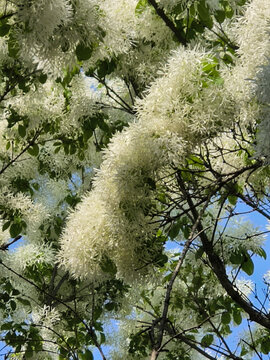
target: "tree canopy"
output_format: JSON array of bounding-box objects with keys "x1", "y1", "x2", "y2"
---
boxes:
[{"x1": 0, "y1": 0, "x2": 270, "y2": 359}]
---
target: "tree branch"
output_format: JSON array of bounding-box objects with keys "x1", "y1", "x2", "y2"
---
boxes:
[
  {"x1": 0, "y1": 131, "x2": 41, "y2": 176},
  {"x1": 147, "y1": 0, "x2": 187, "y2": 46},
  {"x1": 0, "y1": 235, "x2": 21, "y2": 251},
  {"x1": 176, "y1": 172, "x2": 270, "y2": 330},
  {"x1": 0, "y1": 259, "x2": 107, "y2": 360},
  {"x1": 150, "y1": 200, "x2": 211, "y2": 359}
]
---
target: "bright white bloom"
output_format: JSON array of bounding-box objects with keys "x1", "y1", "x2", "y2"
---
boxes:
[
  {"x1": 5, "y1": 80, "x2": 65, "y2": 134},
  {"x1": 5, "y1": 242, "x2": 56, "y2": 274},
  {"x1": 234, "y1": 278, "x2": 254, "y2": 297},
  {"x1": 67, "y1": 73, "x2": 98, "y2": 132},
  {"x1": 0, "y1": 190, "x2": 49, "y2": 242},
  {"x1": 32, "y1": 305, "x2": 60, "y2": 325},
  {"x1": 98, "y1": 0, "x2": 137, "y2": 54},
  {"x1": 0, "y1": 243, "x2": 56, "y2": 315},
  {"x1": 59, "y1": 47, "x2": 235, "y2": 282},
  {"x1": 34, "y1": 178, "x2": 69, "y2": 212},
  {"x1": 13, "y1": 0, "x2": 98, "y2": 76},
  {"x1": 0, "y1": 219, "x2": 10, "y2": 247},
  {"x1": 60, "y1": 0, "x2": 270, "y2": 286},
  {"x1": 136, "y1": 48, "x2": 235, "y2": 143},
  {"x1": 223, "y1": 0, "x2": 270, "y2": 148},
  {"x1": 17, "y1": 0, "x2": 73, "y2": 41},
  {"x1": 31, "y1": 305, "x2": 60, "y2": 359}
]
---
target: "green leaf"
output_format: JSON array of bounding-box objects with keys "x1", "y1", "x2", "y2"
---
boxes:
[
  {"x1": 197, "y1": 0, "x2": 213, "y2": 29},
  {"x1": 0, "y1": 24, "x2": 10, "y2": 36},
  {"x1": 27, "y1": 144, "x2": 39, "y2": 157},
  {"x1": 222, "y1": 54, "x2": 234, "y2": 65},
  {"x1": 242, "y1": 255, "x2": 254, "y2": 276},
  {"x1": 135, "y1": 0, "x2": 148, "y2": 15},
  {"x1": 240, "y1": 347, "x2": 248, "y2": 356},
  {"x1": 169, "y1": 220, "x2": 181, "y2": 239},
  {"x1": 54, "y1": 146, "x2": 61, "y2": 154},
  {"x1": 32, "y1": 183, "x2": 40, "y2": 191},
  {"x1": 10, "y1": 300, "x2": 16, "y2": 311},
  {"x1": 96, "y1": 59, "x2": 117, "y2": 78},
  {"x1": 98, "y1": 119, "x2": 110, "y2": 132},
  {"x1": 63, "y1": 143, "x2": 70, "y2": 155},
  {"x1": 12, "y1": 289, "x2": 20, "y2": 296},
  {"x1": 255, "y1": 247, "x2": 267, "y2": 260},
  {"x1": 1, "y1": 322, "x2": 13, "y2": 331},
  {"x1": 83, "y1": 129, "x2": 93, "y2": 142},
  {"x1": 2, "y1": 221, "x2": 10, "y2": 231},
  {"x1": 229, "y1": 251, "x2": 243, "y2": 265},
  {"x1": 18, "y1": 124, "x2": 26, "y2": 138},
  {"x1": 94, "y1": 322, "x2": 103, "y2": 332},
  {"x1": 25, "y1": 345, "x2": 33, "y2": 359},
  {"x1": 38, "y1": 73, "x2": 47, "y2": 84},
  {"x1": 225, "y1": 5, "x2": 234, "y2": 18},
  {"x1": 233, "y1": 310, "x2": 242, "y2": 325},
  {"x1": 105, "y1": 302, "x2": 115, "y2": 311},
  {"x1": 100, "y1": 255, "x2": 117, "y2": 275},
  {"x1": 69, "y1": 143, "x2": 76, "y2": 155},
  {"x1": 8, "y1": 36, "x2": 20, "y2": 58},
  {"x1": 228, "y1": 195, "x2": 237, "y2": 206},
  {"x1": 93, "y1": 307, "x2": 102, "y2": 321},
  {"x1": 9, "y1": 222, "x2": 22, "y2": 238},
  {"x1": 183, "y1": 225, "x2": 191, "y2": 239},
  {"x1": 79, "y1": 350, "x2": 93, "y2": 360},
  {"x1": 17, "y1": 297, "x2": 31, "y2": 306},
  {"x1": 100, "y1": 332, "x2": 106, "y2": 344},
  {"x1": 201, "y1": 334, "x2": 214, "y2": 347},
  {"x1": 195, "y1": 247, "x2": 204, "y2": 260},
  {"x1": 78, "y1": 151, "x2": 85, "y2": 161},
  {"x1": 155, "y1": 253, "x2": 168, "y2": 267},
  {"x1": 67, "y1": 337, "x2": 76, "y2": 346},
  {"x1": 214, "y1": 10, "x2": 225, "y2": 23},
  {"x1": 261, "y1": 339, "x2": 270, "y2": 355},
  {"x1": 145, "y1": 177, "x2": 156, "y2": 190},
  {"x1": 221, "y1": 312, "x2": 231, "y2": 325},
  {"x1": 76, "y1": 43, "x2": 93, "y2": 61},
  {"x1": 15, "y1": 345, "x2": 22, "y2": 353},
  {"x1": 202, "y1": 58, "x2": 218, "y2": 73}
]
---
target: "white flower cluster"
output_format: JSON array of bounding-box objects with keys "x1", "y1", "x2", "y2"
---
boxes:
[
  {"x1": 0, "y1": 190, "x2": 49, "y2": 242},
  {"x1": 98, "y1": 0, "x2": 176, "y2": 90},
  {"x1": 66, "y1": 73, "x2": 98, "y2": 133},
  {"x1": 31, "y1": 305, "x2": 60, "y2": 359},
  {"x1": 59, "y1": 0, "x2": 270, "y2": 285},
  {"x1": 4, "y1": 80, "x2": 65, "y2": 134},
  {"x1": 34, "y1": 178, "x2": 69, "y2": 212},
  {"x1": 6, "y1": 0, "x2": 97, "y2": 76},
  {"x1": 136, "y1": 48, "x2": 234, "y2": 142},
  {"x1": 234, "y1": 278, "x2": 254, "y2": 297},
  {"x1": 4, "y1": 242, "x2": 56, "y2": 274},
  {"x1": 17, "y1": 0, "x2": 73, "y2": 41},
  {"x1": 223, "y1": 0, "x2": 270, "y2": 162},
  {"x1": 59, "y1": 48, "x2": 235, "y2": 282},
  {"x1": 0, "y1": 219, "x2": 10, "y2": 247}
]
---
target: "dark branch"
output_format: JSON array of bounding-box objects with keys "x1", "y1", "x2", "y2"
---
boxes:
[
  {"x1": 0, "y1": 235, "x2": 21, "y2": 251},
  {"x1": 176, "y1": 172, "x2": 270, "y2": 330},
  {"x1": 0, "y1": 259, "x2": 107, "y2": 360},
  {"x1": 147, "y1": 0, "x2": 187, "y2": 46},
  {"x1": 0, "y1": 131, "x2": 41, "y2": 176}
]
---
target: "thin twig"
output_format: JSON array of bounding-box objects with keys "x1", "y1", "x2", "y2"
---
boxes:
[{"x1": 147, "y1": 0, "x2": 187, "y2": 46}]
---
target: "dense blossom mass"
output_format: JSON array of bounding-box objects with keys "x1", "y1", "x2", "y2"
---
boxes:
[
  {"x1": 0, "y1": 0, "x2": 270, "y2": 359},
  {"x1": 60, "y1": 0, "x2": 270, "y2": 282}
]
